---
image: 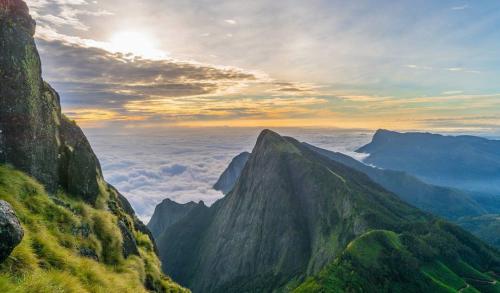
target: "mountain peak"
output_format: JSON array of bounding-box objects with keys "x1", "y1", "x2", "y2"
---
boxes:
[{"x1": 253, "y1": 129, "x2": 300, "y2": 155}]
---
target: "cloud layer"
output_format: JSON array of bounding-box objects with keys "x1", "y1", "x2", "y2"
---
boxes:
[{"x1": 86, "y1": 127, "x2": 375, "y2": 221}]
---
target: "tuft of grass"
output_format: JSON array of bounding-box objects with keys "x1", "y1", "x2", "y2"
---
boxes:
[{"x1": 0, "y1": 165, "x2": 188, "y2": 292}]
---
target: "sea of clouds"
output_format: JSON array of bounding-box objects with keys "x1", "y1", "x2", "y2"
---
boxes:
[{"x1": 85, "y1": 127, "x2": 374, "y2": 222}]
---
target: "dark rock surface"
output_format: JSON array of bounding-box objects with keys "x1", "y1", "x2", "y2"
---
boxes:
[
  {"x1": 79, "y1": 247, "x2": 99, "y2": 261},
  {"x1": 59, "y1": 116, "x2": 103, "y2": 203},
  {"x1": 213, "y1": 152, "x2": 250, "y2": 194},
  {"x1": 118, "y1": 220, "x2": 139, "y2": 258},
  {"x1": 0, "y1": 0, "x2": 61, "y2": 192},
  {"x1": 0, "y1": 200, "x2": 23, "y2": 263}
]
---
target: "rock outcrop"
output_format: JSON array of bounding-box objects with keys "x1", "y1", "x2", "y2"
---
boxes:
[
  {"x1": 0, "y1": 0, "x2": 102, "y2": 203},
  {"x1": 0, "y1": 200, "x2": 23, "y2": 263},
  {"x1": 213, "y1": 152, "x2": 250, "y2": 194},
  {"x1": 118, "y1": 220, "x2": 139, "y2": 258}
]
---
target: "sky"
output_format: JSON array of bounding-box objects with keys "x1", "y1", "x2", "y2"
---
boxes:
[
  {"x1": 26, "y1": 0, "x2": 500, "y2": 131},
  {"x1": 22, "y1": 0, "x2": 500, "y2": 220}
]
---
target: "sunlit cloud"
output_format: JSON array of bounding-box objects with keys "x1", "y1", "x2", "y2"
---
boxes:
[{"x1": 25, "y1": 0, "x2": 500, "y2": 131}]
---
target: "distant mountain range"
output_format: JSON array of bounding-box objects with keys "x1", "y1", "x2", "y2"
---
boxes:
[
  {"x1": 357, "y1": 129, "x2": 500, "y2": 193},
  {"x1": 151, "y1": 130, "x2": 500, "y2": 292}
]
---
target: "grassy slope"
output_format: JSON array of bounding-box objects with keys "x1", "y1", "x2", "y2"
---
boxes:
[
  {"x1": 294, "y1": 222, "x2": 500, "y2": 293},
  {"x1": 0, "y1": 165, "x2": 187, "y2": 292}
]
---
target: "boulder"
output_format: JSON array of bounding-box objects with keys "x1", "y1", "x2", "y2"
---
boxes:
[{"x1": 0, "y1": 200, "x2": 23, "y2": 263}]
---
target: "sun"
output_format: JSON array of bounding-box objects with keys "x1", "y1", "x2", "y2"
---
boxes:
[{"x1": 108, "y1": 31, "x2": 167, "y2": 59}]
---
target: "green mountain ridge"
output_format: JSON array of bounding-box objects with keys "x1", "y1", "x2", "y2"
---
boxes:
[
  {"x1": 209, "y1": 140, "x2": 500, "y2": 249},
  {"x1": 155, "y1": 130, "x2": 500, "y2": 292}
]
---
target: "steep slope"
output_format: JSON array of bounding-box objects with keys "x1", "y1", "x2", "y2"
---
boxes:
[
  {"x1": 159, "y1": 130, "x2": 458, "y2": 292},
  {"x1": 0, "y1": 1, "x2": 186, "y2": 291},
  {"x1": 215, "y1": 143, "x2": 500, "y2": 247},
  {"x1": 305, "y1": 143, "x2": 500, "y2": 249},
  {"x1": 147, "y1": 199, "x2": 201, "y2": 238},
  {"x1": 357, "y1": 129, "x2": 500, "y2": 193},
  {"x1": 213, "y1": 152, "x2": 250, "y2": 194},
  {"x1": 0, "y1": 165, "x2": 187, "y2": 292}
]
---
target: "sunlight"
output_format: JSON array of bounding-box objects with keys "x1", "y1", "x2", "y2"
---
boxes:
[{"x1": 108, "y1": 31, "x2": 167, "y2": 59}]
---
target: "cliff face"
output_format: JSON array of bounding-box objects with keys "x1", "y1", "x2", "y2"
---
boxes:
[{"x1": 0, "y1": 0, "x2": 101, "y2": 202}]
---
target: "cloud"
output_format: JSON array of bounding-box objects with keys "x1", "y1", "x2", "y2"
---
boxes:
[
  {"x1": 442, "y1": 90, "x2": 464, "y2": 95},
  {"x1": 27, "y1": 0, "x2": 112, "y2": 31},
  {"x1": 36, "y1": 38, "x2": 260, "y2": 111},
  {"x1": 160, "y1": 164, "x2": 188, "y2": 176},
  {"x1": 405, "y1": 64, "x2": 433, "y2": 70},
  {"x1": 224, "y1": 19, "x2": 237, "y2": 25},
  {"x1": 34, "y1": 38, "x2": 336, "y2": 126},
  {"x1": 451, "y1": 5, "x2": 469, "y2": 10}
]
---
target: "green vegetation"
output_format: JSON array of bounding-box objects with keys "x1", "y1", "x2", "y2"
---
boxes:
[
  {"x1": 294, "y1": 221, "x2": 500, "y2": 293},
  {"x1": 0, "y1": 165, "x2": 187, "y2": 292}
]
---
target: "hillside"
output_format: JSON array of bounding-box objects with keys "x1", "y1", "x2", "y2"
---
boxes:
[
  {"x1": 0, "y1": 165, "x2": 187, "y2": 292},
  {"x1": 356, "y1": 129, "x2": 500, "y2": 193},
  {"x1": 295, "y1": 224, "x2": 500, "y2": 292},
  {"x1": 156, "y1": 130, "x2": 500, "y2": 292},
  {"x1": 0, "y1": 1, "x2": 186, "y2": 291}
]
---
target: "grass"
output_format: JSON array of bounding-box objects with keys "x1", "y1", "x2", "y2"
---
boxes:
[
  {"x1": 345, "y1": 230, "x2": 401, "y2": 268},
  {"x1": 293, "y1": 224, "x2": 500, "y2": 293},
  {"x1": 0, "y1": 165, "x2": 188, "y2": 292},
  {"x1": 422, "y1": 261, "x2": 466, "y2": 291}
]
